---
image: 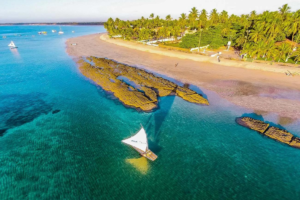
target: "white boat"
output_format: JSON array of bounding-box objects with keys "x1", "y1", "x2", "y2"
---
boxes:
[
  {"x1": 122, "y1": 126, "x2": 158, "y2": 161},
  {"x1": 52, "y1": 30, "x2": 57, "y2": 33},
  {"x1": 8, "y1": 41, "x2": 17, "y2": 49},
  {"x1": 72, "y1": 31, "x2": 75, "y2": 33},
  {"x1": 58, "y1": 26, "x2": 64, "y2": 34},
  {"x1": 38, "y1": 31, "x2": 47, "y2": 35}
]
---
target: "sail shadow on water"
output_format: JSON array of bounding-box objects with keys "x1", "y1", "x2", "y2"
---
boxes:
[{"x1": 145, "y1": 95, "x2": 176, "y2": 153}]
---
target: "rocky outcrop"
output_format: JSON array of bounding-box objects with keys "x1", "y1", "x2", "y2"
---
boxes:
[
  {"x1": 290, "y1": 137, "x2": 300, "y2": 148},
  {"x1": 235, "y1": 117, "x2": 269, "y2": 133},
  {"x1": 236, "y1": 117, "x2": 300, "y2": 149},
  {"x1": 78, "y1": 57, "x2": 209, "y2": 111},
  {"x1": 176, "y1": 86, "x2": 209, "y2": 105},
  {"x1": 264, "y1": 127, "x2": 293, "y2": 144}
]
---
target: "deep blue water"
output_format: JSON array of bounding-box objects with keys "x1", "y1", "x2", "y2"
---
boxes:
[{"x1": 1, "y1": 26, "x2": 300, "y2": 200}]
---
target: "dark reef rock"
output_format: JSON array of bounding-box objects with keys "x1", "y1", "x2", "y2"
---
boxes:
[
  {"x1": 52, "y1": 110, "x2": 61, "y2": 114},
  {"x1": 0, "y1": 129, "x2": 7, "y2": 137},
  {"x1": 0, "y1": 93, "x2": 52, "y2": 137},
  {"x1": 236, "y1": 117, "x2": 300, "y2": 149},
  {"x1": 77, "y1": 57, "x2": 209, "y2": 111}
]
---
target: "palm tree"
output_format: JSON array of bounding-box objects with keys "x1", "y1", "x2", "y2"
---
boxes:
[
  {"x1": 220, "y1": 10, "x2": 228, "y2": 23},
  {"x1": 287, "y1": 12, "x2": 300, "y2": 43},
  {"x1": 180, "y1": 13, "x2": 187, "y2": 20},
  {"x1": 166, "y1": 14, "x2": 172, "y2": 27},
  {"x1": 264, "y1": 14, "x2": 283, "y2": 41},
  {"x1": 264, "y1": 41, "x2": 276, "y2": 60},
  {"x1": 221, "y1": 22, "x2": 232, "y2": 37},
  {"x1": 249, "y1": 24, "x2": 265, "y2": 43},
  {"x1": 150, "y1": 13, "x2": 154, "y2": 19},
  {"x1": 200, "y1": 9, "x2": 208, "y2": 22},
  {"x1": 252, "y1": 40, "x2": 266, "y2": 59},
  {"x1": 172, "y1": 26, "x2": 181, "y2": 40},
  {"x1": 155, "y1": 16, "x2": 160, "y2": 27},
  {"x1": 189, "y1": 7, "x2": 199, "y2": 29},
  {"x1": 292, "y1": 48, "x2": 300, "y2": 63},
  {"x1": 276, "y1": 42, "x2": 291, "y2": 62},
  {"x1": 250, "y1": 11, "x2": 257, "y2": 21},
  {"x1": 279, "y1": 4, "x2": 291, "y2": 18},
  {"x1": 179, "y1": 13, "x2": 187, "y2": 34},
  {"x1": 209, "y1": 9, "x2": 219, "y2": 24}
]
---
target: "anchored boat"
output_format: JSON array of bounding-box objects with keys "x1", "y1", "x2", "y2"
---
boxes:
[
  {"x1": 58, "y1": 26, "x2": 64, "y2": 35},
  {"x1": 122, "y1": 126, "x2": 157, "y2": 161},
  {"x1": 8, "y1": 41, "x2": 17, "y2": 49}
]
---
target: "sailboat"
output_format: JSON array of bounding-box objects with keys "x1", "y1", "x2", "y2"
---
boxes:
[
  {"x1": 52, "y1": 30, "x2": 57, "y2": 33},
  {"x1": 58, "y1": 26, "x2": 64, "y2": 35},
  {"x1": 122, "y1": 126, "x2": 158, "y2": 161},
  {"x1": 8, "y1": 41, "x2": 17, "y2": 49}
]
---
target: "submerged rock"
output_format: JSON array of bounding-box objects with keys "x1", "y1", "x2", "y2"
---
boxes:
[
  {"x1": 52, "y1": 109, "x2": 60, "y2": 114},
  {"x1": 77, "y1": 57, "x2": 209, "y2": 111},
  {"x1": 0, "y1": 129, "x2": 8, "y2": 137},
  {"x1": 236, "y1": 117, "x2": 300, "y2": 149}
]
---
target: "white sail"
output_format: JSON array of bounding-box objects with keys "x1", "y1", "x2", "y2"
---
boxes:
[
  {"x1": 122, "y1": 127, "x2": 148, "y2": 152},
  {"x1": 58, "y1": 26, "x2": 64, "y2": 34},
  {"x1": 8, "y1": 41, "x2": 15, "y2": 47}
]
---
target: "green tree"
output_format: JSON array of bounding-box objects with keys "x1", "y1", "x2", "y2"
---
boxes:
[
  {"x1": 166, "y1": 15, "x2": 172, "y2": 26},
  {"x1": 189, "y1": 7, "x2": 199, "y2": 29},
  {"x1": 150, "y1": 13, "x2": 154, "y2": 19}
]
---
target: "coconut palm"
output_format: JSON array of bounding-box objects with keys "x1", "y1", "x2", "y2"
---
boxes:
[
  {"x1": 150, "y1": 13, "x2": 154, "y2": 19},
  {"x1": 166, "y1": 15, "x2": 172, "y2": 27},
  {"x1": 252, "y1": 40, "x2": 266, "y2": 59},
  {"x1": 221, "y1": 22, "x2": 232, "y2": 37},
  {"x1": 249, "y1": 24, "x2": 265, "y2": 43},
  {"x1": 199, "y1": 9, "x2": 208, "y2": 22},
  {"x1": 189, "y1": 7, "x2": 199, "y2": 29},
  {"x1": 292, "y1": 48, "x2": 300, "y2": 63},
  {"x1": 279, "y1": 4, "x2": 291, "y2": 17},
  {"x1": 209, "y1": 9, "x2": 219, "y2": 24},
  {"x1": 276, "y1": 42, "x2": 292, "y2": 62},
  {"x1": 250, "y1": 11, "x2": 257, "y2": 20},
  {"x1": 104, "y1": 5, "x2": 300, "y2": 64},
  {"x1": 220, "y1": 10, "x2": 228, "y2": 23},
  {"x1": 172, "y1": 26, "x2": 181, "y2": 40}
]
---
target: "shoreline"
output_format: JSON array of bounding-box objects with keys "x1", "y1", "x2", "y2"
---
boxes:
[
  {"x1": 100, "y1": 33, "x2": 300, "y2": 74},
  {"x1": 66, "y1": 33, "x2": 300, "y2": 120}
]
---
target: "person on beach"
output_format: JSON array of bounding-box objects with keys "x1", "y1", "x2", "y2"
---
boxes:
[{"x1": 217, "y1": 52, "x2": 221, "y2": 62}]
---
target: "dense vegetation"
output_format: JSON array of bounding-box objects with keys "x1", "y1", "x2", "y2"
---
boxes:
[{"x1": 104, "y1": 4, "x2": 300, "y2": 63}]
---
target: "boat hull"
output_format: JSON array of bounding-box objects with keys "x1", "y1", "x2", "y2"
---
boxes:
[{"x1": 132, "y1": 147, "x2": 158, "y2": 161}]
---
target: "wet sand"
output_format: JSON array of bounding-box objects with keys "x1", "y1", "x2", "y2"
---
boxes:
[{"x1": 66, "y1": 33, "x2": 300, "y2": 120}]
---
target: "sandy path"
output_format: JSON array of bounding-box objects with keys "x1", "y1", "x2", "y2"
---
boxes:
[{"x1": 66, "y1": 33, "x2": 300, "y2": 120}]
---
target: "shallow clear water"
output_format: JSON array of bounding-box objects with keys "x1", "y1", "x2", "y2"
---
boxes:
[{"x1": 1, "y1": 26, "x2": 300, "y2": 200}]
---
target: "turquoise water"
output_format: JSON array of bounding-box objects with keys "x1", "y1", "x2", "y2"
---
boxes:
[{"x1": 1, "y1": 26, "x2": 300, "y2": 200}]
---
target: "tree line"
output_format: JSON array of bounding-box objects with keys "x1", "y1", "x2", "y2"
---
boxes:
[{"x1": 104, "y1": 4, "x2": 300, "y2": 63}]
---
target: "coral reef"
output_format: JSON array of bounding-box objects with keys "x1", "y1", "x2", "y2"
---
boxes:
[
  {"x1": 77, "y1": 57, "x2": 209, "y2": 111},
  {"x1": 236, "y1": 117, "x2": 300, "y2": 149}
]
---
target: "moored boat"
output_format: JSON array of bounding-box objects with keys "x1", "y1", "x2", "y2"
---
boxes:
[
  {"x1": 38, "y1": 31, "x2": 47, "y2": 35},
  {"x1": 122, "y1": 126, "x2": 157, "y2": 161},
  {"x1": 58, "y1": 26, "x2": 64, "y2": 34}
]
